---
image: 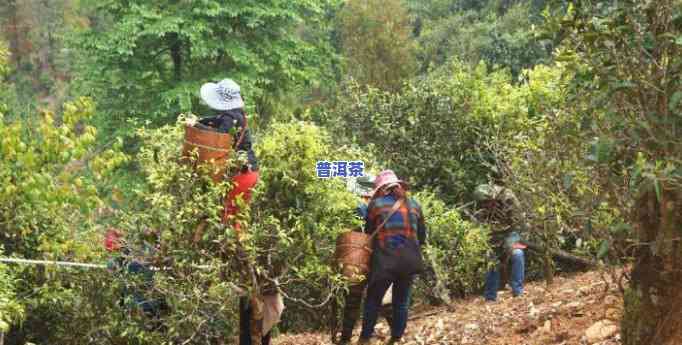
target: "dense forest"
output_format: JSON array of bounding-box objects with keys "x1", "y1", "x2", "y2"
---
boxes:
[{"x1": 1, "y1": 0, "x2": 681, "y2": 344}]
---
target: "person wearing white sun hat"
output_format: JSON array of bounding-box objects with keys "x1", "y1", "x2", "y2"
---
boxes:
[
  {"x1": 198, "y1": 78, "x2": 257, "y2": 173},
  {"x1": 197, "y1": 78, "x2": 259, "y2": 230},
  {"x1": 200, "y1": 78, "x2": 245, "y2": 111},
  {"x1": 196, "y1": 78, "x2": 273, "y2": 345}
]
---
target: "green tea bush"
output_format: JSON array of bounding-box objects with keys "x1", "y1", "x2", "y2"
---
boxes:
[
  {"x1": 499, "y1": 63, "x2": 623, "y2": 272},
  {"x1": 94, "y1": 118, "x2": 377, "y2": 342},
  {"x1": 0, "y1": 43, "x2": 23, "y2": 334},
  {"x1": 318, "y1": 60, "x2": 529, "y2": 203},
  {"x1": 249, "y1": 121, "x2": 374, "y2": 331},
  {"x1": 104, "y1": 120, "x2": 236, "y2": 343},
  {"x1": 0, "y1": 255, "x2": 24, "y2": 333},
  {"x1": 0, "y1": 42, "x2": 13, "y2": 115},
  {"x1": 412, "y1": 191, "x2": 490, "y2": 302},
  {"x1": 0, "y1": 96, "x2": 127, "y2": 344},
  {"x1": 0, "y1": 97, "x2": 127, "y2": 260}
]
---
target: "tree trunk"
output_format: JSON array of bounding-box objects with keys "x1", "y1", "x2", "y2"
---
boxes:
[
  {"x1": 543, "y1": 222, "x2": 554, "y2": 285},
  {"x1": 249, "y1": 295, "x2": 264, "y2": 345},
  {"x1": 230, "y1": 225, "x2": 263, "y2": 345},
  {"x1": 522, "y1": 240, "x2": 598, "y2": 268},
  {"x1": 622, "y1": 189, "x2": 682, "y2": 345},
  {"x1": 169, "y1": 33, "x2": 183, "y2": 81},
  {"x1": 543, "y1": 250, "x2": 554, "y2": 286},
  {"x1": 5, "y1": 0, "x2": 22, "y2": 68}
]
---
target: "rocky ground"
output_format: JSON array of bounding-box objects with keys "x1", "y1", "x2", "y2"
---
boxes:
[{"x1": 274, "y1": 269, "x2": 625, "y2": 345}]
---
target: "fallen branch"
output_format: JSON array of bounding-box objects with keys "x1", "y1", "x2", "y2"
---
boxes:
[
  {"x1": 407, "y1": 307, "x2": 450, "y2": 321},
  {"x1": 272, "y1": 278, "x2": 336, "y2": 309},
  {"x1": 522, "y1": 240, "x2": 599, "y2": 268}
]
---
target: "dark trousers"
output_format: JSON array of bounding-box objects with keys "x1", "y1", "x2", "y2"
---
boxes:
[
  {"x1": 340, "y1": 283, "x2": 393, "y2": 343},
  {"x1": 360, "y1": 277, "x2": 413, "y2": 340},
  {"x1": 239, "y1": 297, "x2": 271, "y2": 345}
]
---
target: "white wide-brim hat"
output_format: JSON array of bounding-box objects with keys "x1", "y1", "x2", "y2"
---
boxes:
[{"x1": 200, "y1": 78, "x2": 245, "y2": 111}]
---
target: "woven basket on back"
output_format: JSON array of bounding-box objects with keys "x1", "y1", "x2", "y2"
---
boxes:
[
  {"x1": 181, "y1": 124, "x2": 233, "y2": 183},
  {"x1": 335, "y1": 230, "x2": 373, "y2": 284}
]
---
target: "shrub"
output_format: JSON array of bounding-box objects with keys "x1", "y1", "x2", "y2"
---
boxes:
[
  {"x1": 0, "y1": 96, "x2": 127, "y2": 344},
  {"x1": 0, "y1": 255, "x2": 24, "y2": 333},
  {"x1": 318, "y1": 61, "x2": 529, "y2": 204},
  {"x1": 412, "y1": 190, "x2": 490, "y2": 302},
  {"x1": 98, "y1": 118, "x2": 376, "y2": 342}
]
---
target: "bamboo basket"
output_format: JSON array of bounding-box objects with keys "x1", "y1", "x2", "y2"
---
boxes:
[
  {"x1": 335, "y1": 230, "x2": 373, "y2": 284},
  {"x1": 182, "y1": 124, "x2": 233, "y2": 183}
]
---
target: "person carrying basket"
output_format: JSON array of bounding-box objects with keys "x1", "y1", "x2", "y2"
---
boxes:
[{"x1": 357, "y1": 170, "x2": 427, "y2": 345}]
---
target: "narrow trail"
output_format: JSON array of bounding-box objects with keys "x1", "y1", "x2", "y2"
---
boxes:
[{"x1": 275, "y1": 270, "x2": 625, "y2": 345}]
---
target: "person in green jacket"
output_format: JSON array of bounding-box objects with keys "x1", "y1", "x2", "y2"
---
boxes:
[{"x1": 474, "y1": 184, "x2": 527, "y2": 301}]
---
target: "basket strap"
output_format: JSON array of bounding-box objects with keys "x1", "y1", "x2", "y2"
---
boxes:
[
  {"x1": 368, "y1": 198, "x2": 405, "y2": 241},
  {"x1": 234, "y1": 111, "x2": 248, "y2": 150}
]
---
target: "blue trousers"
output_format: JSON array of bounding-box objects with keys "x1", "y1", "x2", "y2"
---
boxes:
[
  {"x1": 360, "y1": 277, "x2": 412, "y2": 340},
  {"x1": 484, "y1": 248, "x2": 525, "y2": 301}
]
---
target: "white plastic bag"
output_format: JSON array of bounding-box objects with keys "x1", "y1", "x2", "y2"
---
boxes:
[
  {"x1": 262, "y1": 293, "x2": 285, "y2": 335},
  {"x1": 381, "y1": 284, "x2": 393, "y2": 306}
]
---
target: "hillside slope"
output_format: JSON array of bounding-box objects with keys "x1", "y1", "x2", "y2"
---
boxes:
[{"x1": 275, "y1": 270, "x2": 624, "y2": 345}]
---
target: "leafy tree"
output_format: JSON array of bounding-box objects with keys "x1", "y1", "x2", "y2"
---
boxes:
[
  {"x1": 0, "y1": 91, "x2": 127, "y2": 343},
  {"x1": 417, "y1": 1, "x2": 551, "y2": 78},
  {"x1": 560, "y1": 1, "x2": 682, "y2": 343},
  {"x1": 73, "y1": 0, "x2": 338, "y2": 133},
  {"x1": 0, "y1": 0, "x2": 83, "y2": 110},
  {"x1": 319, "y1": 61, "x2": 528, "y2": 203},
  {"x1": 336, "y1": 0, "x2": 417, "y2": 92},
  {"x1": 404, "y1": 0, "x2": 503, "y2": 21}
]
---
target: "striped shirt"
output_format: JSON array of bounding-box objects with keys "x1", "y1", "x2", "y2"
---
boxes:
[{"x1": 366, "y1": 195, "x2": 426, "y2": 250}]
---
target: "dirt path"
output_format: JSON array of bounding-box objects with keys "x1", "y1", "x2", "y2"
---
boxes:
[{"x1": 274, "y1": 270, "x2": 625, "y2": 345}]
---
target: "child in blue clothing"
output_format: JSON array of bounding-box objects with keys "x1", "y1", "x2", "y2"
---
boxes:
[{"x1": 105, "y1": 229, "x2": 168, "y2": 323}]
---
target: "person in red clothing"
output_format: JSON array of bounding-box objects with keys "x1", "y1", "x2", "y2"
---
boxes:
[
  {"x1": 197, "y1": 78, "x2": 260, "y2": 232},
  {"x1": 196, "y1": 78, "x2": 272, "y2": 345},
  {"x1": 104, "y1": 228, "x2": 123, "y2": 252}
]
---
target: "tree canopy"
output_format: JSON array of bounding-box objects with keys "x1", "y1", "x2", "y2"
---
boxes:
[
  {"x1": 75, "y1": 0, "x2": 339, "y2": 128},
  {"x1": 336, "y1": 0, "x2": 417, "y2": 92}
]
